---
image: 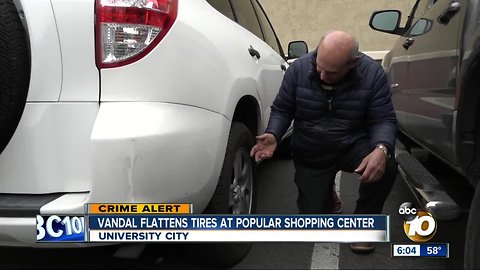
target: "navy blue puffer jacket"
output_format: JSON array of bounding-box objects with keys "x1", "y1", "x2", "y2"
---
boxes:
[{"x1": 265, "y1": 51, "x2": 397, "y2": 160}]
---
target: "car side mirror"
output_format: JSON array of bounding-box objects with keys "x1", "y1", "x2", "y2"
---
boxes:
[
  {"x1": 369, "y1": 10, "x2": 402, "y2": 35},
  {"x1": 288, "y1": 41, "x2": 308, "y2": 60}
]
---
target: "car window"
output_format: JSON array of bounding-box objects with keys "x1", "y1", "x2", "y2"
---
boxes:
[
  {"x1": 428, "y1": 0, "x2": 439, "y2": 8},
  {"x1": 251, "y1": 0, "x2": 282, "y2": 55},
  {"x1": 230, "y1": 0, "x2": 264, "y2": 40},
  {"x1": 408, "y1": 18, "x2": 433, "y2": 36},
  {"x1": 207, "y1": 0, "x2": 235, "y2": 21}
]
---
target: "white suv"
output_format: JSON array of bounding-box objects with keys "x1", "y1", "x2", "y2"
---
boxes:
[{"x1": 0, "y1": 0, "x2": 287, "y2": 265}]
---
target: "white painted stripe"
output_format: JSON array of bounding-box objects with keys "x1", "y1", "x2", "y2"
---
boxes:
[
  {"x1": 310, "y1": 172, "x2": 342, "y2": 269},
  {"x1": 311, "y1": 243, "x2": 340, "y2": 269}
]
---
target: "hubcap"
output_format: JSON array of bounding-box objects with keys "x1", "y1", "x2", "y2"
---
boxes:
[{"x1": 229, "y1": 147, "x2": 253, "y2": 214}]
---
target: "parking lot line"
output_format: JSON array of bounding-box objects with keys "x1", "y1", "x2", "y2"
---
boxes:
[{"x1": 310, "y1": 172, "x2": 341, "y2": 269}]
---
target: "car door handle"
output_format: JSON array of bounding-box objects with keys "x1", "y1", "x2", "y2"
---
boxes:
[
  {"x1": 403, "y1": 37, "x2": 415, "y2": 49},
  {"x1": 281, "y1": 64, "x2": 287, "y2": 71},
  {"x1": 248, "y1": 46, "x2": 261, "y2": 59},
  {"x1": 437, "y1": 1, "x2": 461, "y2": 25}
]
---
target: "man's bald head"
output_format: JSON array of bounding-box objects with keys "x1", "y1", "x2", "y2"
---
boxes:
[
  {"x1": 315, "y1": 30, "x2": 359, "y2": 84},
  {"x1": 319, "y1": 31, "x2": 359, "y2": 63}
]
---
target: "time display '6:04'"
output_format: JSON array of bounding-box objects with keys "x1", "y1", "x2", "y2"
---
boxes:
[
  {"x1": 392, "y1": 244, "x2": 449, "y2": 257},
  {"x1": 393, "y1": 244, "x2": 420, "y2": 256}
]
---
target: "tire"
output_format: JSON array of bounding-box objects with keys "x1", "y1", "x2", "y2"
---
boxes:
[
  {"x1": 465, "y1": 183, "x2": 480, "y2": 269},
  {"x1": 186, "y1": 122, "x2": 256, "y2": 267},
  {"x1": 0, "y1": 0, "x2": 30, "y2": 155}
]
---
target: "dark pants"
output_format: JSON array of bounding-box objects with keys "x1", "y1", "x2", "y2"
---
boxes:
[{"x1": 293, "y1": 138, "x2": 397, "y2": 214}]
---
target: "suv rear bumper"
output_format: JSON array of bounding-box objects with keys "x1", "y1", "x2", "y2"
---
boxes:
[
  {"x1": 0, "y1": 102, "x2": 230, "y2": 247},
  {"x1": 89, "y1": 102, "x2": 230, "y2": 210}
]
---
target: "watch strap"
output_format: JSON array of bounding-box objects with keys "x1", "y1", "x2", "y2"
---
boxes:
[{"x1": 375, "y1": 144, "x2": 390, "y2": 159}]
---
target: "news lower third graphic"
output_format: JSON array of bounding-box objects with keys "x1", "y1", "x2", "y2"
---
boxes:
[
  {"x1": 391, "y1": 202, "x2": 449, "y2": 258},
  {"x1": 36, "y1": 203, "x2": 390, "y2": 243}
]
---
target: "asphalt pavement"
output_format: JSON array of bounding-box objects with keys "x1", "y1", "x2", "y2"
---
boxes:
[{"x1": 0, "y1": 153, "x2": 472, "y2": 269}]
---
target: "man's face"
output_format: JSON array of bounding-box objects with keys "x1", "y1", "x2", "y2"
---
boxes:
[{"x1": 316, "y1": 51, "x2": 355, "y2": 85}]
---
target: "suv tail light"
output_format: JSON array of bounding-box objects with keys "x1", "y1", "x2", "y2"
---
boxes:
[{"x1": 95, "y1": 0, "x2": 178, "y2": 68}]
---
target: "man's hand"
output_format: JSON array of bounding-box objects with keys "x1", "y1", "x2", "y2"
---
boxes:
[
  {"x1": 250, "y1": 133, "x2": 277, "y2": 162},
  {"x1": 354, "y1": 148, "x2": 387, "y2": 183}
]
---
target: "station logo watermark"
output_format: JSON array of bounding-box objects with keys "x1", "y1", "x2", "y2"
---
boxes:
[{"x1": 398, "y1": 202, "x2": 437, "y2": 242}]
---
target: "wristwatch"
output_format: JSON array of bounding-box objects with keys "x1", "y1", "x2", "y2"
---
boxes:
[{"x1": 375, "y1": 144, "x2": 390, "y2": 159}]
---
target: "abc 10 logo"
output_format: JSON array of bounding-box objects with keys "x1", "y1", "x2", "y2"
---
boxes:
[{"x1": 398, "y1": 202, "x2": 437, "y2": 242}]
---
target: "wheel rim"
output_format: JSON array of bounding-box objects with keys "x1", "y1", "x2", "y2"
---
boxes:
[{"x1": 229, "y1": 146, "x2": 253, "y2": 214}]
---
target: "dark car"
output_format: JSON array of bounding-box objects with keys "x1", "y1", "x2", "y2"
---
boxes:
[{"x1": 369, "y1": 0, "x2": 480, "y2": 268}]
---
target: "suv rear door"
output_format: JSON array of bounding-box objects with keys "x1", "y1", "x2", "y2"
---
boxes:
[
  {"x1": 403, "y1": 0, "x2": 466, "y2": 163},
  {"x1": 228, "y1": 0, "x2": 287, "y2": 129}
]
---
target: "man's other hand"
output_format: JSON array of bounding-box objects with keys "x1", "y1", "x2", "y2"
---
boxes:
[
  {"x1": 354, "y1": 148, "x2": 387, "y2": 183},
  {"x1": 250, "y1": 133, "x2": 277, "y2": 162}
]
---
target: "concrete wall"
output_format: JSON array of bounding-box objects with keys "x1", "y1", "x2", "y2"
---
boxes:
[{"x1": 259, "y1": 0, "x2": 416, "y2": 55}]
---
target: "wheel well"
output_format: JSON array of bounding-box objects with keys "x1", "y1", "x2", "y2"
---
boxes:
[
  {"x1": 457, "y1": 49, "x2": 480, "y2": 184},
  {"x1": 232, "y1": 96, "x2": 259, "y2": 137}
]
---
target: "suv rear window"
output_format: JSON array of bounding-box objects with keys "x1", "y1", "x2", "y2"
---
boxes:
[
  {"x1": 252, "y1": 0, "x2": 281, "y2": 55},
  {"x1": 207, "y1": 0, "x2": 235, "y2": 21},
  {"x1": 230, "y1": 0, "x2": 264, "y2": 40}
]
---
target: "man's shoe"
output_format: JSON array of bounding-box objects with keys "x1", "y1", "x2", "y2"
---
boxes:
[
  {"x1": 350, "y1": 242, "x2": 375, "y2": 253},
  {"x1": 331, "y1": 190, "x2": 342, "y2": 214}
]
